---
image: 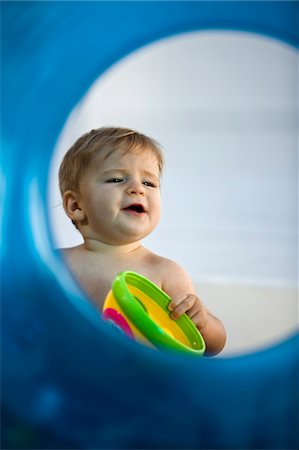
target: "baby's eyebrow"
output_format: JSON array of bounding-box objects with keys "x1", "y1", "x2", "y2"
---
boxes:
[
  {"x1": 102, "y1": 169, "x2": 159, "y2": 181},
  {"x1": 102, "y1": 169, "x2": 127, "y2": 175},
  {"x1": 142, "y1": 170, "x2": 160, "y2": 182}
]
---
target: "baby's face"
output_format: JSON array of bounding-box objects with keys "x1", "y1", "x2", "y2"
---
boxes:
[{"x1": 77, "y1": 147, "x2": 161, "y2": 245}]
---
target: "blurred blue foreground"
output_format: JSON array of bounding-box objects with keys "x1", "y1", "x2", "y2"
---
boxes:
[{"x1": 1, "y1": 1, "x2": 298, "y2": 448}]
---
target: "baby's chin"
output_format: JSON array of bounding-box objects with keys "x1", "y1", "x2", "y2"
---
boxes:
[{"x1": 108, "y1": 227, "x2": 156, "y2": 246}]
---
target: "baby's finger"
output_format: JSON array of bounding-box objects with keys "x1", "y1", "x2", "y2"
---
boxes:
[
  {"x1": 168, "y1": 295, "x2": 187, "y2": 312},
  {"x1": 186, "y1": 303, "x2": 201, "y2": 319},
  {"x1": 189, "y1": 310, "x2": 208, "y2": 331},
  {"x1": 170, "y1": 295, "x2": 196, "y2": 320}
]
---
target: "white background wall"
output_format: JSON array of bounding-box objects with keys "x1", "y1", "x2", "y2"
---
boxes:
[{"x1": 48, "y1": 31, "x2": 298, "y2": 356}]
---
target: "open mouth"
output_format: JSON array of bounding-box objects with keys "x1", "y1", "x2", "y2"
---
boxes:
[{"x1": 122, "y1": 203, "x2": 146, "y2": 215}]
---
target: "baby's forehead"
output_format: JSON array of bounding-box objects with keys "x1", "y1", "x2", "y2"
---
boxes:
[{"x1": 94, "y1": 146, "x2": 160, "y2": 171}]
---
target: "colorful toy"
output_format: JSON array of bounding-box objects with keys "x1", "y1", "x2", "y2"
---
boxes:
[{"x1": 102, "y1": 271, "x2": 205, "y2": 356}]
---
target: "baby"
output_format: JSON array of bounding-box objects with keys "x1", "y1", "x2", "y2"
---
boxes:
[{"x1": 59, "y1": 127, "x2": 226, "y2": 355}]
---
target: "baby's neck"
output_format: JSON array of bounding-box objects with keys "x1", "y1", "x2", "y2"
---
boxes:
[{"x1": 83, "y1": 237, "x2": 143, "y2": 256}]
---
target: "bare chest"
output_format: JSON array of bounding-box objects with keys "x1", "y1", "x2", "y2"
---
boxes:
[{"x1": 66, "y1": 255, "x2": 162, "y2": 311}]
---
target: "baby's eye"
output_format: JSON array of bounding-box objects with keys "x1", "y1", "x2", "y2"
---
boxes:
[
  {"x1": 106, "y1": 178, "x2": 124, "y2": 183},
  {"x1": 143, "y1": 181, "x2": 157, "y2": 188}
]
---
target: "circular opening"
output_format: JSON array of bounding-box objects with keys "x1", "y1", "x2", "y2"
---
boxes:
[{"x1": 48, "y1": 31, "x2": 298, "y2": 356}]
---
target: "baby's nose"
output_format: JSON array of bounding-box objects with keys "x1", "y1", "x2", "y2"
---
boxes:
[{"x1": 126, "y1": 183, "x2": 145, "y2": 196}]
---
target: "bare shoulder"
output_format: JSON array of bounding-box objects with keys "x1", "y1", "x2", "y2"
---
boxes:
[
  {"x1": 57, "y1": 245, "x2": 87, "y2": 269},
  {"x1": 142, "y1": 251, "x2": 179, "y2": 273},
  {"x1": 59, "y1": 245, "x2": 84, "y2": 256},
  {"x1": 146, "y1": 252, "x2": 196, "y2": 298}
]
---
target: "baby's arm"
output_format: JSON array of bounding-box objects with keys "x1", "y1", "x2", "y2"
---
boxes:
[{"x1": 161, "y1": 259, "x2": 226, "y2": 356}]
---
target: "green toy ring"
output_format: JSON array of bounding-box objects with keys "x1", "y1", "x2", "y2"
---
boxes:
[{"x1": 111, "y1": 271, "x2": 206, "y2": 356}]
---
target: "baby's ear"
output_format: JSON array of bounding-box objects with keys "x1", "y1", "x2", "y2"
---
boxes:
[{"x1": 62, "y1": 190, "x2": 86, "y2": 222}]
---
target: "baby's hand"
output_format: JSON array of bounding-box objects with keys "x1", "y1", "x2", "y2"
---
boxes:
[{"x1": 168, "y1": 294, "x2": 208, "y2": 332}]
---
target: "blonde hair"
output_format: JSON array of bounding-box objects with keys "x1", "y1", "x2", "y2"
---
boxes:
[{"x1": 59, "y1": 126, "x2": 164, "y2": 196}]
